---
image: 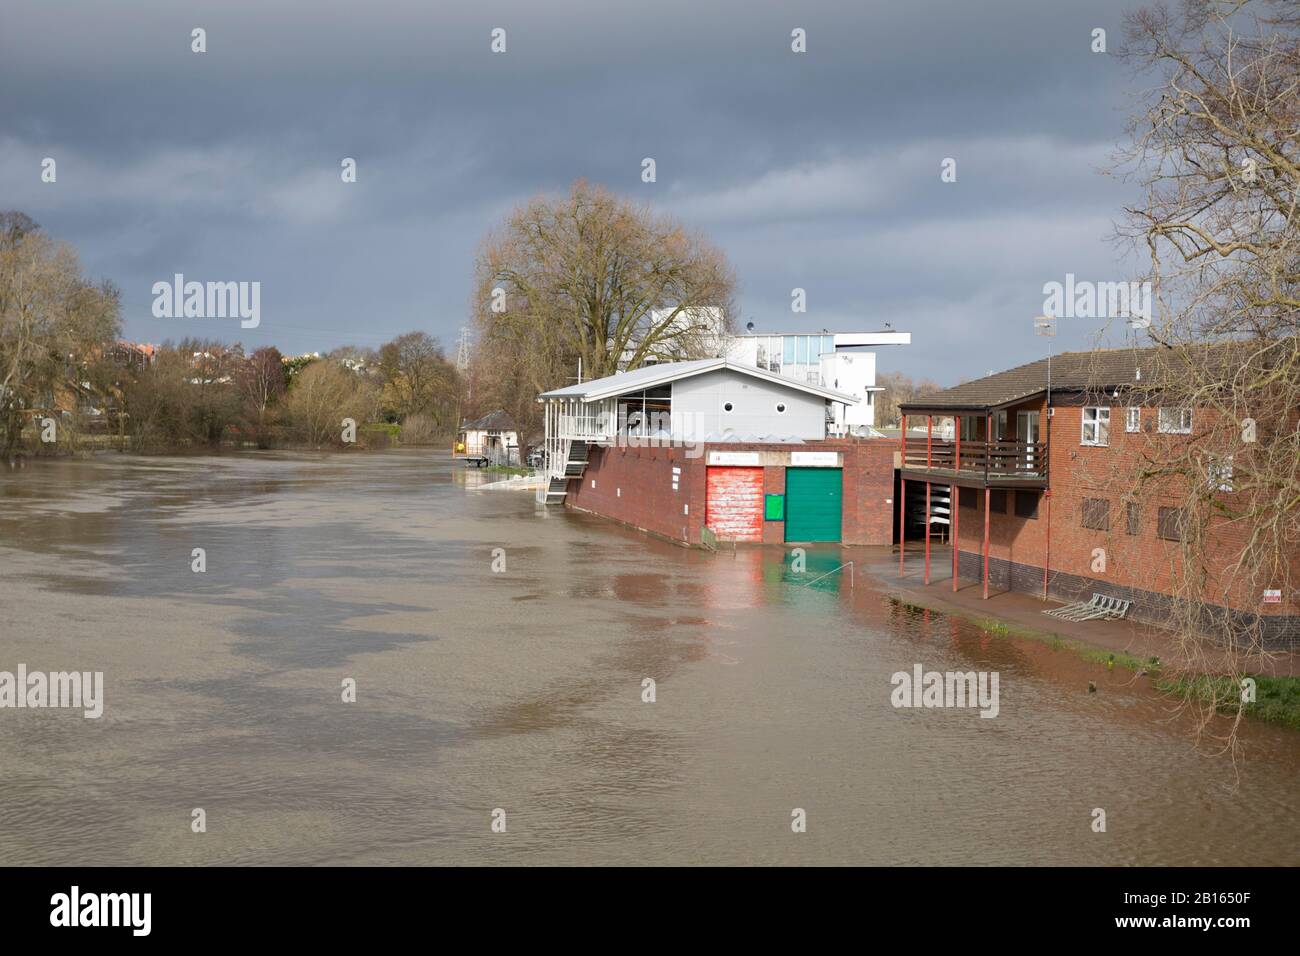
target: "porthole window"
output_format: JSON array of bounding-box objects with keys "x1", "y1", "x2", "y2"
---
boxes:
[
  {"x1": 723, "y1": 402, "x2": 734, "y2": 413},
  {"x1": 775, "y1": 402, "x2": 787, "y2": 414}
]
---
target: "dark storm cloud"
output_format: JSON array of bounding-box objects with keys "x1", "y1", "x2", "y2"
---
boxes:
[{"x1": 1, "y1": 0, "x2": 1147, "y2": 379}]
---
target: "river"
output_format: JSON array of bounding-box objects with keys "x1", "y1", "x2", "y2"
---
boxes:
[{"x1": 1, "y1": 449, "x2": 1297, "y2": 865}]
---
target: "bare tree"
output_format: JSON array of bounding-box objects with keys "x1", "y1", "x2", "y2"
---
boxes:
[
  {"x1": 875, "y1": 371, "x2": 943, "y2": 428},
  {"x1": 376, "y1": 331, "x2": 458, "y2": 430},
  {"x1": 0, "y1": 212, "x2": 120, "y2": 457},
  {"x1": 282, "y1": 359, "x2": 379, "y2": 447},
  {"x1": 1106, "y1": 0, "x2": 1299, "y2": 755},
  {"x1": 236, "y1": 346, "x2": 286, "y2": 447},
  {"x1": 472, "y1": 180, "x2": 737, "y2": 435}
]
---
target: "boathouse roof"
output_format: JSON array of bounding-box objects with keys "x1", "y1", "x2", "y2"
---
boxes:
[
  {"x1": 899, "y1": 343, "x2": 1249, "y2": 413},
  {"x1": 538, "y1": 358, "x2": 858, "y2": 404}
]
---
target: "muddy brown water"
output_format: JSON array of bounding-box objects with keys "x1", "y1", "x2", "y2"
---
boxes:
[{"x1": 1, "y1": 449, "x2": 1297, "y2": 865}]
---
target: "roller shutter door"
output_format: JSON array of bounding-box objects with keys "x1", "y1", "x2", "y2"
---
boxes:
[
  {"x1": 785, "y1": 467, "x2": 842, "y2": 542},
  {"x1": 705, "y1": 467, "x2": 765, "y2": 542}
]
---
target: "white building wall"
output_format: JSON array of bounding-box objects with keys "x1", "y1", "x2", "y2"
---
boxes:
[
  {"x1": 669, "y1": 370, "x2": 827, "y2": 442},
  {"x1": 821, "y1": 351, "x2": 876, "y2": 430}
]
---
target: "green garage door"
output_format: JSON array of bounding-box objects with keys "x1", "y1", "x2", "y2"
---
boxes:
[{"x1": 784, "y1": 467, "x2": 842, "y2": 542}]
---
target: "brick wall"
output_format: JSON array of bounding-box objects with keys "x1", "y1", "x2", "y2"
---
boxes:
[
  {"x1": 564, "y1": 444, "x2": 705, "y2": 545},
  {"x1": 955, "y1": 550, "x2": 1300, "y2": 651},
  {"x1": 947, "y1": 399, "x2": 1300, "y2": 642},
  {"x1": 563, "y1": 437, "x2": 897, "y2": 547}
]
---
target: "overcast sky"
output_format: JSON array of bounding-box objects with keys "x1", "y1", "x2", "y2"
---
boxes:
[{"x1": 1, "y1": 0, "x2": 1153, "y2": 383}]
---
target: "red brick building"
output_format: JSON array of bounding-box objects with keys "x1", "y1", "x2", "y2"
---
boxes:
[
  {"x1": 900, "y1": 347, "x2": 1300, "y2": 649},
  {"x1": 564, "y1": 438, "x2": 897, "y2": 546},
  {"x1": 539, "y1": 359, "x2": 898, "y2": 547}
]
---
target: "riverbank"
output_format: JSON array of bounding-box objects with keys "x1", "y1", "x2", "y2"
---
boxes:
[{"x1": 860, "y1": 542, "x2": 1300, "y2": 730}]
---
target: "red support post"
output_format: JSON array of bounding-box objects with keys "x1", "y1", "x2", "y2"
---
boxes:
[
  {"x1": 983, "y1": 486, "x2": 991, "y2": 600},
  {"x1": 953, "y1": 417, "x2": 961, "y2": 592},
  {"x1": 952, "y1": 481, "x2": 959, "y2": 591},
  {"x1": 1043, "y1": 489, "x2": 1052, "y2": 600},
  {"x1": 899, "y1": 413, "x2": 906, "y2": 575},
  {"x1": 899, "y1": 477, "x2": 906, "y2": 575},
  {"x1": 924, "y1": 481, "x2": 931, "y2": 585}
]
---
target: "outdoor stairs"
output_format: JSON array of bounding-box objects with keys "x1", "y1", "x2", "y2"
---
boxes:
[{"x1": 542, "y1": 440, "x2": 592, "y2": 504}]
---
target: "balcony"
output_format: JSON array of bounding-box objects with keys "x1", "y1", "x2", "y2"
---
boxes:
[{"x1": 901, "y1": 438, "x2": 1048, "y2": 487}]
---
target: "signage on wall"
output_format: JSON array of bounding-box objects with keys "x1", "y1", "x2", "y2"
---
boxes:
[
  {"x1": 708, "y1": 451, "x2": 760, "y2": 466},
  {"x1": 790, "y1": 451, "x2": 838, "y2": 467},
  {"x1": 1263, "y1": 589, "x2": 1282, "y2": 604}
]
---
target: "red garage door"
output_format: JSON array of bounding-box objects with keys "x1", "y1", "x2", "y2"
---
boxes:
[{"x1": 706, "y1": 466, "x2": 765, "y2": 542}]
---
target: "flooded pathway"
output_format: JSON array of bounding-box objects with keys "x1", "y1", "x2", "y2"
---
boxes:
[{"x1": 1, "y1": 449, "x2": 1297, "y2": 865}]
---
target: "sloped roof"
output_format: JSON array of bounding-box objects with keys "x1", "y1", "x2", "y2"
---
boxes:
[
  {"x1": 538, "y1": 358, "x2": 858, "y2": 404},
  {"x1": 899, "y1": 344, "x2": 1233, "y2": 412},
  {"x1": 463, "y1": 409, "x2": 516, "y2": 431}
]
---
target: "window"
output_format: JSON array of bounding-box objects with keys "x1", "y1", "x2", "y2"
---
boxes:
[
  {"x1": 723, "y1": 402, "x2": 734, "y2": 413},
  {"x1": 1126, "y1": 407, "x2": 1141, "y2": 433},
  {"x1": 1081, "y1": 407, "x2": 1110, "y2": 446},
  {"x1": 994, "y1": 410, "x2": 1008, "y2": 440},
  {"x1": 1157, "y1": 506, "x2": 1186, "y2": 541},
  {"x1": 989, "y1": 490, "x2": 1007, "y2": 513},
  {"x1": 959, "y1": 487, "x2": 977, "y2": 509},
  {"x1": 783, "y1": 337, "x2": 797, "y2": 366},
  {"x1": 1014, "y1": 491, "x2": 1039, "y2": 520},
  {"x1": 1158, "y1": 408, "x2": 1193, "y2": 434},
  {"x1": 1081, "y1": 497, "x2": 1110, "y2": 530},
  {"x1": 775, "y1": 402, "x2": 787, "y2": 414},
  {"x1": 1208, "y1": 455, "x2": 1234, "y2": 492},
  {"x1": 1125, "y1": 500, "x2": 1140, "y2": 535}
]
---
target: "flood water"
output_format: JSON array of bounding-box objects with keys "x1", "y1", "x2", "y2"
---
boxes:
[{"x1": 1, "y1": 448, "x2": 1297, "y2": 866}]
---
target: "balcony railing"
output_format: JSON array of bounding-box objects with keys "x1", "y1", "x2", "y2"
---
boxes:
[
  {"x1": 903, "y1": 438, "x2": 1048, "y2": 481},
  {"x1": 547, "y1": 397, "x2": 618, "y2": 441}
]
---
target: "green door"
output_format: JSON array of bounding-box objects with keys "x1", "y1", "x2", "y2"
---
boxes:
[{"x1": 784, "y1": 468, "x2": 842, "y2": 542}]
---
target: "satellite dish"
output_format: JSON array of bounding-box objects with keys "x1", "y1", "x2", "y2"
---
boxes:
[{"x1": 745, "y1": 321, "x2": 754, "y2": 332}]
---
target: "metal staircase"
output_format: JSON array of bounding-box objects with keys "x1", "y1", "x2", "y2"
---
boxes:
[{"x1": 541, "y1": 440, "x2": 592, "y2": 504}]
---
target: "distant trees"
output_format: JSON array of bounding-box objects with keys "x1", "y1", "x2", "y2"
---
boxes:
[
  {"x1": 375, "y1": 331, "x2": 459, "y2": 440},
  {"x1": 0, "y1": 212, "x2": 121, "y2": 457},
  {"x1": 875, "y1": 371, "x2": 943, "y2": 428},
  {"x1": 235, "y1": 346, "x2": 286, "y2": 447},
  {"x1": 121, "y1": 340, "x2": 242, "y2": 450},
  {"x1": 472, "y1": 180, "x2": 736, "y2": 438},
  {"x1": 280, "y1": 360, "x2": 379, "y2": 446}
]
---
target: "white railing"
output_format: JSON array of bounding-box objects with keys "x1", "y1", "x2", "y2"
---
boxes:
[{"x1": 541, "y1": 398, "x2": 618, "y2": 481}]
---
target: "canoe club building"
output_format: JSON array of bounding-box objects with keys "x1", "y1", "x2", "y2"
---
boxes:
[
  {"x1": 898, "y1": 347, "x2": 1299, "y2": 649},
  {"x1": 536, "y1": 346, "x2": 1299, "y2": 649},
  {"x1": 537, "y1": 358, "x2": 897, "y2": 546}
]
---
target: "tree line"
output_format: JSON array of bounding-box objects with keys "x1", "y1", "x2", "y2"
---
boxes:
[{"x1": 0, "y1": 212, "x2": 461, "y2": 456}]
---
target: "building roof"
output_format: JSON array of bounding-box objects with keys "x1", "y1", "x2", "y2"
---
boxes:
[
  {"x1": 898, "y1": 345, "x2": 1225, "y2": 413},
  {"x1": 463, "y1": 409, "x2": 516, "y2": 431},
  {"x1": 538, "y1": 358, "x2": 859, "y2": 404}
]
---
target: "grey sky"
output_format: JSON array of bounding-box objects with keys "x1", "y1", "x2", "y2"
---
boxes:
[{"x1": 1, "y1": 0, "x2": 1151, "y2": 383}]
